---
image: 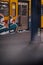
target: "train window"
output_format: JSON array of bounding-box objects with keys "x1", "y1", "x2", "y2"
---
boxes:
[
  {"x1": 18, "y1": 5, "x2": 21, "y2": 15},
  {"x1": 41, "y1": 5, "x2": 43, "y2": 15},
  {"x1": 22, "y1": 5, "x2": 27, "y2": 15},
  {"x1": 0, "y1": 2, "x2": 9, "y2": 16},
  {"x1": 12, "y1": 2, "x2": 16, "y2": 16}
]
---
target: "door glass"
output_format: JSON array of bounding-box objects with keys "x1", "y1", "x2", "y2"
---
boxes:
[
  {"x1": 41, "y1": 5, "x2": 43, "y2": 15},
  {"x1": 22, "y1": 5, "x2": 27, "y2": 15},
  {"x1": 18, "y1": 5, "x2": 21, "y2": 15},
  {"x1": 12, "y1": 2, "x2": 16, "y2": 16},
  {"x1": 0, "y1": 2, "x2": 9, "y2": 16}
]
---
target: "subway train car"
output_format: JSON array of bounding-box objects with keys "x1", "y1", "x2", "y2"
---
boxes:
[
  {"x1": 0, "y1": 0, "x2": 42, "y2": 33},
  {"x1": 0, "y1": 0, "x2": 31, "y2": 33}
]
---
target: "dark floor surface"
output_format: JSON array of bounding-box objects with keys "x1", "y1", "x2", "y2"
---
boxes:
[{"x1": 0, "y1": 31, "x2": 43, "y2": 65}]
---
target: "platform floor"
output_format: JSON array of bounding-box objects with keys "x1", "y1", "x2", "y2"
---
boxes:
[{"x1": 0, "y1": 31, "x2": 43, "y2": 65}]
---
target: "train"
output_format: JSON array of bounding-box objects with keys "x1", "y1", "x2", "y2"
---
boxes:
[
  {"x1": 0, "y1": 0, "x2": 43, "y2": 33},
  {"x1": 0, "y1": 0, "x2": 31, "y2": 32}
]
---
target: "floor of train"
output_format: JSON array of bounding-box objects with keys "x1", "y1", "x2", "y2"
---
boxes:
[{"x1": 0, "y1": 31, "x2": 43, "y2": 65}]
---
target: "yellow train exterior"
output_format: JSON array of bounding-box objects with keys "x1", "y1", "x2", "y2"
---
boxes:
[
  {"x1": 41, "y1": 0, "x2": 43, "y2": 28},
  {"x1": 0, "y1": 0, "x2": 31, "y2": 22},
  {"x1": 1, "y1": 0, "x2": 43, "y2": 29},
  {"x1": 0, "y1": 0, "x2": 18, "y2": 22},
  {"x1": 0, "y1": 0, "x2": 31, "y2": 30}
]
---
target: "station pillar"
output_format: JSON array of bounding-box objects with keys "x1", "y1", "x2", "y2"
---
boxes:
[{"x1": 31, "y1": 0, "x2": 41, "y2": 41}]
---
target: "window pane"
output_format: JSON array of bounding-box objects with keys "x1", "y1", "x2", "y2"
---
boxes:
[
  {"x1": 0, "y1": 2, "x2": 9, "y2": 16},
  {"x1": 18, "y1": 5, "x2": 21, "y2": 15},
  {"x1": 41, "y1": 5, "x2": 43, "y2": 15},
  {"x1": 22, "y1": 5, "x2": 27, "y2": 15},
  {"x1": 12, "y1": 2, "x2": 16, "y2": 16}
]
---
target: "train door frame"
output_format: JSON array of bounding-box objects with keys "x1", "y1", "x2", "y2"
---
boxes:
[{"x1": 18, "y1": 0, "x2": 29, "y2": 30}]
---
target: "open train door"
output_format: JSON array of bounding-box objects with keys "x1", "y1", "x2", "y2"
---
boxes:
[{"x1": 18, "y1": 1, "x2": 29, "y2": 31}]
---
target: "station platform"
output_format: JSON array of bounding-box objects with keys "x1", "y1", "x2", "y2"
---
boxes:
[{"x1": 0, "y1": 31, "x2": 43, "y2": 65}]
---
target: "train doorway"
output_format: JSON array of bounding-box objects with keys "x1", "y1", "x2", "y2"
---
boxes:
[{"x1": 18, "y1": 1, "x2": 29, "y2": 31}]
